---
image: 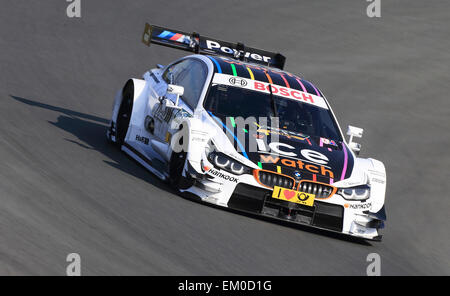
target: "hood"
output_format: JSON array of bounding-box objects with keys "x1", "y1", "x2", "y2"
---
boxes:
[{"x1": 207, "y1": 112, "x2": 354, "y2": 185}]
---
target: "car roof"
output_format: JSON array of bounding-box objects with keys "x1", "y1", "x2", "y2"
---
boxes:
[{"x1": 205, "y1": 55, "x2": 323, "y2": 98}]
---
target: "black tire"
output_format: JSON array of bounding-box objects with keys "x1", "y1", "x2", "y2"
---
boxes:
[
  {"x1": 115, "y1": 80, "x2": 134, "y2": 146},
  {"x1": 169, "y1": 151, "x2": 195, "y2": 191}
]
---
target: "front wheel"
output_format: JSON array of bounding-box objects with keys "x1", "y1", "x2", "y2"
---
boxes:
[{"x1": 169, "y1": 151, "x2": 195, "y2": 191}]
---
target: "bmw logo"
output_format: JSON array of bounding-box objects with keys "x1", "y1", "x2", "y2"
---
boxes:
[{"x1": 293, "y1": 171, "x2": 302, "y2": 180}]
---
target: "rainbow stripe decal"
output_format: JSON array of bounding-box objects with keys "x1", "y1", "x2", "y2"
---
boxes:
[{"x1": 207, "y1": 56, "x2": 323, "y2": 98}]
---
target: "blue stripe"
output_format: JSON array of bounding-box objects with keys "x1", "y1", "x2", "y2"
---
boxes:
[
  {"x1": 208, "y1": 112, "x2": 249, "y2": 159},
  {"x1": 208, "y1": 56, "x2": 222, "y2": 73},
  {"x1": 157, "y1": 30, "x2": 175, "y2": 39}
]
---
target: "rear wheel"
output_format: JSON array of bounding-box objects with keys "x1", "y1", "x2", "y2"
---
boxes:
[{"x1": 115, "y1": 81, "x2": 134, "y2": 146}]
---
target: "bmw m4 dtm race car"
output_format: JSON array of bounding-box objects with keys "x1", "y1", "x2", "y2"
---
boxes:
[{"x1": 107, "y1": 23, "x2": 387, "y2": 241}]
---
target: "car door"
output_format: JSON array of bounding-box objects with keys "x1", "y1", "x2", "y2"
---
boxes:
[{"x1": 151, "y1": 58, "x2": 208, "y2": 157}]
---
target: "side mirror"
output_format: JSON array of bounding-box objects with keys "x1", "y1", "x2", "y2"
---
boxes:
[
  {"x1": 346, "y1": 125, "x2": 363, "y2": 155},
  {"x1": 167, "y1": 84, "x2": 184, "y2": 106},
  {"x1": 348, "y1": 142, "x2": 362, "y2": 155}
]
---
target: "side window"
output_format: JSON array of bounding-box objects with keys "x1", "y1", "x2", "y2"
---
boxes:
[
  {"x1": 162, "y1": 60, "x2": 190, "y2": 84},
  {"x1": 163, "y1": 59, "x2": 208, "y2": 110}
]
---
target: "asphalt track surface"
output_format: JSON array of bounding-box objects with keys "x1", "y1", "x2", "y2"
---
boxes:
[{"x1": 1, "y1": 0, "x2": 449, "y2": 275}]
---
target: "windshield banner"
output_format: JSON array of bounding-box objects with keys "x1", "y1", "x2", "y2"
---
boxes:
[{"x1": 212, "y1": 73, "x2": 329, "y2": 110}]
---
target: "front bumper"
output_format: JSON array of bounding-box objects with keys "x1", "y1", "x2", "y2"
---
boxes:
[
  {"x1": 229, "y1": 183, "x2": 345, "y2": 232},
  {"x1": 184, "y1": 166, "x2": 385, "y2": 241}
]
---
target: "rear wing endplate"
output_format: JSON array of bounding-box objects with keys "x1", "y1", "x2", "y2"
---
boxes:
[{"x1": 142, "y1": 23, "x2": 286, "y2": 70}]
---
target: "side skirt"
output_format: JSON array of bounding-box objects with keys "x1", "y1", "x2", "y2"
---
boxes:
[{"x1": 122, "y1": 142, "x2": 168, "y2": 181}]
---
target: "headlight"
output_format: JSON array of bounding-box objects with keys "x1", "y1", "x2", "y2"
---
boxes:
[
  {"x1": 338, "y1": 185, "x2": 370, "y2": 201},
  {"x1": 207, "y1": 152, "x2": 251, "y2": 175}
]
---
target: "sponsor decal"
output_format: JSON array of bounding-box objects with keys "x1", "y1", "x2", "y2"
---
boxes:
[
  {"x1": 192, "y1": 137, "x2": 206, "y2": 143},
  {"x1": 208, "y1": 168, "x2": 239, "y2": 183},
  {"x1": 255, "y1": 139, "x2": 330, "y2": 165},
  {"x1": 293, "y1": 171, "x2": 302, "y2": 180},
  {"x1": 212, "y1": 73, "x2": 328, "y2": 109},
  {"x1": 229, "y1": 77, "x2": 248, "y2": 87},
  {"x1": 344, "y1": 202, "x2": 372, "y2": 210},
  {"x1": 259, "y1": 154, "x2": 334, "y2": 178},
  {"x1": 300, "y1": 149, "x2": 329, "y2": 165},
  {"x1": 344, "y1": 181, "x2": 365, "y2": 187},
  {"x1": 371, "y1": 178, "x2": 385, "y2": 184},
  {"x1": 272, "y1": 186, "x2": 315, "y2": 207},
  {"x1": 206, "y1": 40, "x2": 272, "y2": 63},
  {"x1": 156, "y1": 30, "x2": 191, "y2": 44},
  {"x1": 321, "y1": 137, "x2": 337, "y2": 146},
  {"x1": 256, "y1": 127, "x2": 309, "y2": 142},
  {"x1": 136, "y1": 135, "x2": 149, "y2": 145},
  {"x1": 254, "y1": 82, "x2": 317, "y2": 105}
]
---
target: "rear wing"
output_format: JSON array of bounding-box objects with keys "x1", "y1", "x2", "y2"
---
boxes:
[{"x1": 142, "y1": 23, "x2": 286, "y2": 70}]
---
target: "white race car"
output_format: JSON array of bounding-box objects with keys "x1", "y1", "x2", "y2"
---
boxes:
[{"x1": 107, "y1": 24, "x2": 387, "y2": 241}]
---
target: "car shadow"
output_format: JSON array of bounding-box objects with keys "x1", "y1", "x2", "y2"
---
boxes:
[
  {"x1": 11, "y1": 95, "x2": 373, "y2": 246},
  {"x1": 10, "y1": 95, "x2": 173, "y2": 193}
]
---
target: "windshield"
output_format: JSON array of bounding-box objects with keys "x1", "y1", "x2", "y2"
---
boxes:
[{"x1": 204, "y1": 84, "x2": 343, "y2": 142}]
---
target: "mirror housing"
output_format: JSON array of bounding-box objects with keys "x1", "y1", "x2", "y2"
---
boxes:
[
  {"x1": 348, "y1": 142, "x2": 361, "y2": 155},
  {"x1": 167, "y1": 84, "x2": 184, "y2": 96},
  {"x1": 346, "y1": 125, "x2": 363, "y2": 155},
  {"x1": 167, "y1": 84, "x2": 184, "y2": 106}
]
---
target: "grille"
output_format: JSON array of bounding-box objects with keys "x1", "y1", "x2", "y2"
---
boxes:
[
  {"x1": 256, "y1": 170, "x2": 295, "y2": 189},
  {"x1": 298, "y1": 181, "x2": 336, "y2": 199}
]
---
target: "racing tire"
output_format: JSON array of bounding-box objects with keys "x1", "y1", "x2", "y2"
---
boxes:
[
  {"x1": 169, "y1": 151, "x2": 195, "y2": 191},
  {"x1": 115, "y1": 80, "x2": 134, "y2": 147}
]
